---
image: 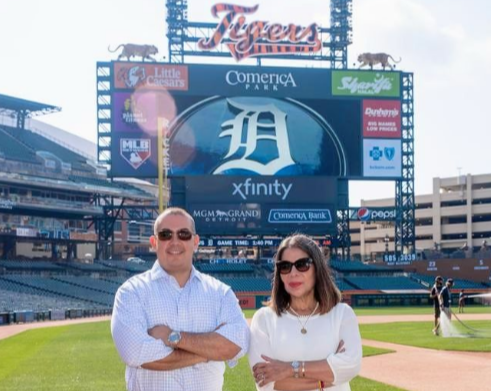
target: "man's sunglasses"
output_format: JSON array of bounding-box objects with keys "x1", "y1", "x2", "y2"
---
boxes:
[
  {"x1": 276, "y1": 257, "x2": 313, "y2": 275},
  {"x1": 157, "y1": 229, "x2": 194, "y2": 241}
]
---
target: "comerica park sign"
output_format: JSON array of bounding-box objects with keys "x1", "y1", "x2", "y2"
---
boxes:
[{"x1": 198, "y1": 3, "x2": 321, "y2": 61}]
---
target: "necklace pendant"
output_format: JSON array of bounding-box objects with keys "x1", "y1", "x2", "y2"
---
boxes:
[{"x1": 301, "y1": 328, "x2": 307, "y2": 334}]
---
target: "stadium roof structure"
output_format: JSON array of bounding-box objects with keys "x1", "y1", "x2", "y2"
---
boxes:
[{"x1": 0, "y1": 93, "x2": 61, "y2": 128}]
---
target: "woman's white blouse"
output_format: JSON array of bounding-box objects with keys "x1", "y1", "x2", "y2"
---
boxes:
[{"x1": 248, "y1": 303, "x2": 362, "y2": 391}]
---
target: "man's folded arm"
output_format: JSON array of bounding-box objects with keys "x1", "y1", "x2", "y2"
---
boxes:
[
  {"x1": 111, "y1": 282, "x2": 174, "y2": 368},
  {"x1": 149, "y1": 288, "x2": 250, "y2": 364},
  {"x1": 213, "y1": 287, "x2": 250, "y2": 364},
  {"x1": 141, "y1": 349, "x2": 207, "y2": 371}
]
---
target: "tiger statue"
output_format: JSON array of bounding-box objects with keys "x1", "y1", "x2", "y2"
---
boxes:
[
  {"x1": 108, "y1": 44, "x2": 158, "y2": 62},
  {"x1": 357, "y1": 53, "x2": 401, "y2": 70}
]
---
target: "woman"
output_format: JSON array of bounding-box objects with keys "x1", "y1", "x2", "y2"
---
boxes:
[{"x1": 249, "y1": 234, "x2": 362, "y2": 391}]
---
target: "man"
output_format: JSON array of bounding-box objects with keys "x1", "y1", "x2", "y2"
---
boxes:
[
  {"x1": 429, "y1": 276, "x2": 443, "y2": 335},
  {"x1": 439, "y1": 278, "x2": 454, "y2": 320},
  {"x1": 458, "y1": 289, "x2": 466, "y2": 313},
  {"x1": 111, "y1": 207, "x2": 250, "y2": 391}
]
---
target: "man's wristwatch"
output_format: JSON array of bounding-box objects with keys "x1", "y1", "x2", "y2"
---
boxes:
[
  {"x1": 168, "y1": 330, "x2": 182, "y2": 347},
  {"x1": 291, "y1": 360, "x2": 300, "y2": 378}
]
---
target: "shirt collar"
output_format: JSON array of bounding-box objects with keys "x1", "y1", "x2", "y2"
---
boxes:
[{"x1": 150, "y1": 260, "x2": 203, "y2": 283}]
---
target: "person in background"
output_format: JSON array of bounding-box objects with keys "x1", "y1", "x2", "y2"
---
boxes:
[
  {"x1": 458, "y1": 289, "x2": 466, "y2": 313},
  {"x1": 429, "y1": 276, "x2": 444, "y2": 335},
  {"x1": 248, "y1": 234, "x2": 362, "y2": 391},
  {"x1": 439, "y1": 278, "x2": 454, "y2": 320},
  {"x1": 111, "y1": 207, "x2": 250, "y2": 391}
]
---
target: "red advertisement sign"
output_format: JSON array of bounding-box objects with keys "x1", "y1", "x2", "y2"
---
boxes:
[
  {"x1": 114, "y1": 63, "x2": 188, "y2": 91},
  {"x1": 237, "y1": 296, "x2": 255, "y2": 309},
  {"x1": 363, "y1": 100, "x2": 401, "y2": 138}
]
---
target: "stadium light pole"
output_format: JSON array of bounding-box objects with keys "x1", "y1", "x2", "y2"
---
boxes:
[{"x1": 157, "y1": 117, "x2": 168, "y2": 214}]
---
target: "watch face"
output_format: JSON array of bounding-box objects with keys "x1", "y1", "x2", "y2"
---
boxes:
[
  {"x1": 292, "y1": 361, "x2": 300, "y2": 369},
  {"x1": 169, "y1": 331, "x2": 181, "y2": 344}
]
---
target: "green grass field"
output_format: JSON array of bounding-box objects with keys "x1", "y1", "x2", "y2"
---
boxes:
[
  {"x1": 360, "y1": 320, "x2": 491, "y2": 351},
  {"x1": 0, "y1": 321, "x2": 404, "y2": 391},
  {"x1": 1, "y1": 307, "x2": 490, "y2": 391},
  {"x1": 353, "y1": 306, "x2": 491, "y2": 316},
  {"x1": 243, "y1": 305, "x2": 491, "y2": 318}
]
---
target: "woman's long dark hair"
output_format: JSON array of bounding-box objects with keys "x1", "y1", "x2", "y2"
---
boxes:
[{"x1": 269, "y1": 234, "x2": 341, "y2": 316}]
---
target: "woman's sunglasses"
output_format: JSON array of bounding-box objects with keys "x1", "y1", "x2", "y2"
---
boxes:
[
  {"x1": 276, "y1": 257, "x2": 313, "y2": 275},
  {"x1": 157, "y1": 229, "x2": 194, "y2": 241}
]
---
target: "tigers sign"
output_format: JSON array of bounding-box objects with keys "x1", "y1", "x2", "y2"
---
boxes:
[{"x1": 198, "y1": 3, "x2": 321, "y2": 61}]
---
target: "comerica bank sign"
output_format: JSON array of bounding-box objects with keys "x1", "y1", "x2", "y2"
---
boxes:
[{"x1": 268, "y1": 209, "x2": 333, "y2": 224}]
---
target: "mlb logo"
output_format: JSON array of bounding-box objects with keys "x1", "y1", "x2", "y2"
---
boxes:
[{"x1": 120, "y1": 139, "x2": 151, "y2": 169}]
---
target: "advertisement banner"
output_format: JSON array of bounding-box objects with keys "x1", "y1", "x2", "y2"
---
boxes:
[
  {"x1": 16, "y1": 227, "x2": 38, "y2": 237},
  {"x1": 363, "y1": 100, "x2": 401, "y2": 138},
  {"x1": 237, "y1": 296, "x2": 256, "y2": 309},
  {"x1": 187, "y1": 202, "x2": 336, "y2": 235},
  {"x1": 268, "y1": 208, "x2": 332, "y2": 224},
  {"x1": 112, "y1": 92, "x2": 158, "y2": 133},
  {"x1": 111, "y1": 133, "x2": 158, "y2": 177},
  {"x1": 186, "y1": 64, "x2": 331, "y2": 99},
  {"x1": 113, "y1": 63, "x2": 189, "y2": 91},
  {"x1": 69, "y1": 232, "x2": 98, "y2": 241},
  {"x1": 185, "y1": 176, "x2": 339, "y2": 204},
  {"x1": 332, "y1": 70, "x2": 400, "y2": 97},
  {"x1": 190, "y1": 203, "x2": 262, "y2": 232},
  {"x1": 349, "y1": 207, "x2": 396, "y2": 222},
  {"x1": 363, "y1": 139, "x2": 402, "y2": 178}
]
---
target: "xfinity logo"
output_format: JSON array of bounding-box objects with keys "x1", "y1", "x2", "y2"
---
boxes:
[
  {"x1": 226, "y1": 70, "x2": 297, "y2": 91},
  {"x1": 232, "y1": 178, "x2": 293, "y2": 200}
]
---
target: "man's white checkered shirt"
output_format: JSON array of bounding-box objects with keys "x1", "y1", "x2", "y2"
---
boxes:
[{"x1": 111, "y1": 262, "x2": 250, "y2": 391}]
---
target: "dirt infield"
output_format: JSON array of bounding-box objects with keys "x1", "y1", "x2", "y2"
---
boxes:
[
  {"x1": 0, "y1": 315, "x2": 111, "y2": 340},
  {"x1": 1, "y1": 313, "x2": 490, "y2": 391},
  {"x1": 359, "y1": 313, "x2": 491, "y2": 391}
]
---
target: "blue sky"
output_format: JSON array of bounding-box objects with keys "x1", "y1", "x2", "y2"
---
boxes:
[{"x1": 1, "y1": 0, "x2": 490, "y2": 204}]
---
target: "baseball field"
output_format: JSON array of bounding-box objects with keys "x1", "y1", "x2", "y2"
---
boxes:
[{"x1": 0, "y1": 306, "x2": 490, "y2": 391}]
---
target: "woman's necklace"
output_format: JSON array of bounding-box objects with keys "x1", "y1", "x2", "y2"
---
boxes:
[{"x1": 288, "y1": 302, "x2": 319, "y2": 334}]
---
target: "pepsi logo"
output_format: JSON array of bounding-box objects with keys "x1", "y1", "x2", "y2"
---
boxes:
[{"x1": 357, "y1": 208, "x2": 370, "y2": 221}]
